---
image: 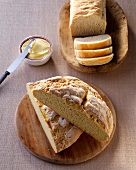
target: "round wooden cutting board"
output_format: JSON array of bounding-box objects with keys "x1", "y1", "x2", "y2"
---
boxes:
[
  {"x1": 15, "y1": 85, "x2": 116, "y2": 165},
  {"x1": 59, "y1": 0, "x2": 128, "y2": 73}
]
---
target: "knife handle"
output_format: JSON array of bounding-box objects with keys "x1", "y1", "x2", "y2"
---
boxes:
[{"x1": 0, "y1": 71, "x2": 10, "y2": 84}]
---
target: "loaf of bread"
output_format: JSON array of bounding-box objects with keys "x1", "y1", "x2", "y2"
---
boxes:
[
  {"x1": 70, "y1": 0, "x2": 107, "y2": 37},
  {"x1": 74, "y1": 34, "x2": 112, "y2": 50},
  {"x1": 75, "y1": 46, "x2": 113, "y2": 58},
  {"x1": 30, "y1": 76, "x2": 114, "y2": 142},
  {"x1": 26, "y1": 83, "x2": 83, "y2": 153},
  {"x1": 76, "y1": 53, "x2": 114, "y2": 66}
]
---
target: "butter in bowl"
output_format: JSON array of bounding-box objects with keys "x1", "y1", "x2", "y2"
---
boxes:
[{"x1": 20, "y1": 36, "x2": 53, "y2": 66}]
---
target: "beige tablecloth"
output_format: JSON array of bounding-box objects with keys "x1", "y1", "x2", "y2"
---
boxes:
[{"x1": 0, "y1": 0, "x2": 136, "y2": 169}]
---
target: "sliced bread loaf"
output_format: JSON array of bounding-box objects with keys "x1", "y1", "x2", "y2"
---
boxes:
[
  {"x1": 31, "y1": 76, "x2": 113, "y2": 142},
  {"x1": 75, "y1": 46, "x2": 113, "y2": 58},
  {"x1": 70, "y1": 0, "x2": 107, "y2": 37},
  {"x1": 26, "y1": 83, "x2": 83, "y2": 153},
  {"x1": 74, "y1": 34, "x2": 112, "y2": 50},
  {"x1": 76, "y1": 53, "x2": 114, "y2": 66}
]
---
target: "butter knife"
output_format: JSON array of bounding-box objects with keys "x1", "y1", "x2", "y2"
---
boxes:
[{"x1": 0, "y1": 39, "x2": 35, "y2": 84}]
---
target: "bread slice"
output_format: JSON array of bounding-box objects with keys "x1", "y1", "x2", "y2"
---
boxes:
[
  {"x1": 26, "y1": 83, "x2": 83, "y2": 153},
  {"x1": 76, "y1": 53, "x2": 114, "y2": 66},
  {"x1": 74, "y1": 34, "x2": 112, "y2": 50},
  {"x1": 70, "y1": 0, "x2": 107, "y2": 37},
  {"x1": 75, "y1": 46, "x2": 113, "y2": 58},
  {"x1": 31, "y1": 76, "x2": 113, "y2": 142}
]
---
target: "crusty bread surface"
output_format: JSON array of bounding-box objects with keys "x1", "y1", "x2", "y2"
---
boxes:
[
  {"x1": 70, "y1": 0, "x2": 107, "y2": 37},
  {"x1": 30, "y1": 76, "x2": 113, "y2": 142},
  {"x1": 26, "y1": 83, "x2": 83, "y2": 153}
]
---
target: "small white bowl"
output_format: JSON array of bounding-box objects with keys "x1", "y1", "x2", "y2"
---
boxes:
[{"x1": 20, "y1": 36, "x2": 53, "y2": 66}]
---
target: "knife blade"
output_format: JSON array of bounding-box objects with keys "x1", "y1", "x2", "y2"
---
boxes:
[{"x1": 0, "y1": 38, "x2": 35, "y2": 84}]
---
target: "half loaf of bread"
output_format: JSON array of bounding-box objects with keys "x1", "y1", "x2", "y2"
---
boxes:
[
  {"x1": 74, "y1": 34, "x2": 112, "y2": 50},
  {"x1": 70, "y1": 0, "x2": 107, "y2": 37},
  {"x1": 26, "y1": 82, "x2": 83, "y2": 153},
  {"x1": 30, "y1": 76, "x2": 113, "y2": 142}
]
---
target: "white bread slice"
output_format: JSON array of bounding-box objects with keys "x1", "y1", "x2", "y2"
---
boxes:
[
  {"x1": 74, "y1": 34, "x2": 112, "y2": 50},
  {"x1": 76, "y1": 53, "x2": 114, "y2": 66},
  {"x1": 70, "y1": 0, "x2": 106, "y2": 37},
  {"x1": 26, "y1": 83, "x2": 83, "y2": 153},
  {"x1": 31, "y1": 76, "x2": 113, "y2": 142},
  {"x1": 75, "y1": 46, "x2": 113, "y2": 58}
]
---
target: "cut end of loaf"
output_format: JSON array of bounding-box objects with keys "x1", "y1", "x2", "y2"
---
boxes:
[
  {"x1": 70, "y1": 16, "x2": 106, "y2": 37},
  {"x1": 33, "y1": 90, "x2": 109, "y2": 142}
]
